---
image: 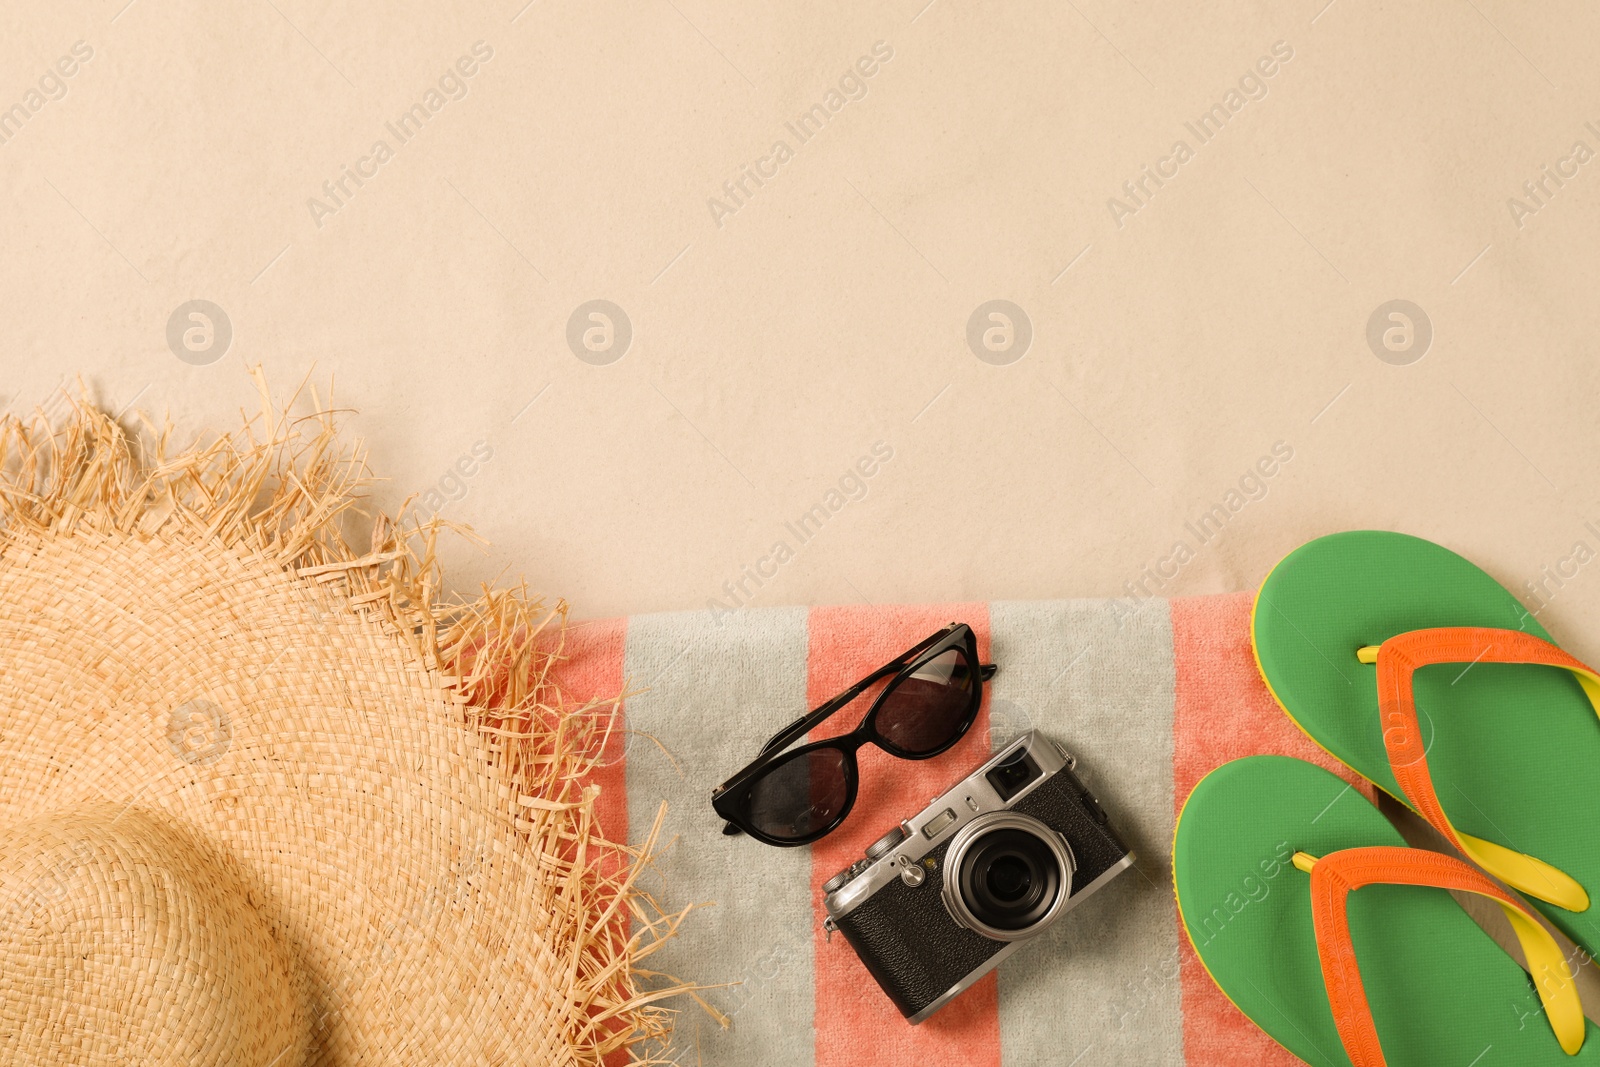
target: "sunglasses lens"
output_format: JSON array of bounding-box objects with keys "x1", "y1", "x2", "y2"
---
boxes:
[
  {"x1": 745, "y1": 745, "x2": 850, "y2": 842},
  {"x1": 875, "y1": 646, "x2": 976, "y2": 755}
]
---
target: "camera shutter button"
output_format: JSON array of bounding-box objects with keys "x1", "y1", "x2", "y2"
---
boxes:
[{"x1": 866, "y1": 825, "x2": 908, "y2": 860}]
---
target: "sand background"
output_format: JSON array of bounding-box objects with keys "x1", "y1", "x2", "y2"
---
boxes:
[{"x1": 3, "y1": 0, "x2": 1598, "y2": 658}]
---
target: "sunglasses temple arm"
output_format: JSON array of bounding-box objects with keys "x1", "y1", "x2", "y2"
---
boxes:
[
  {"x1": 722, "y1": 822, "x2": 744, "y2": 836},
  {"x1": 981, "y1": 663, "x2": 998, "y2": 680}
]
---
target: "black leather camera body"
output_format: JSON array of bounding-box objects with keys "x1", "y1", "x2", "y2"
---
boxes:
[{"x1": 821, "y1": 730, "x2": 1134, "y2": 1022}]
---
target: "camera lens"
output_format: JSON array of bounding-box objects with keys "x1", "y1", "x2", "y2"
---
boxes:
[
  {"x1": 943, "y1": 812, "x2": 1076, "y2": 941},
  {"x1": 961, "y1": 828, "x2": 1057, "y2": 930},
  {"x1": 986, "y1": 854, "x2": 1033, "y2": 902}
]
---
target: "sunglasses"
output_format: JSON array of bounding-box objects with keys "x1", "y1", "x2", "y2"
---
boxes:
[{"x1": 711, "y1": 622, "x2": 996, "y2": 846}]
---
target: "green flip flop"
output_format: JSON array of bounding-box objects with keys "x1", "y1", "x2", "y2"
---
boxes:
[
  {"x1": 1174, "y1": 756, "x2": 1591, "y2": 1067},
  {"x1": 1252, "y1": 530, "x2": 1600, "y2": 956}
]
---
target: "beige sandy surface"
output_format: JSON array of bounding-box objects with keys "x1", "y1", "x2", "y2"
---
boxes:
[{"x1": 3, "y1": 0, "x2": 1598, "y2": 661}]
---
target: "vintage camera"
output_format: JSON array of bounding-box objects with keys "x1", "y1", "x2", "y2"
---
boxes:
[{"x1": 821, "y1": 730, "x2": 1134, "y2": 1022}]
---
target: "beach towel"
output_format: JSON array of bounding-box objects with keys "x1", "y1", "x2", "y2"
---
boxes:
[{"x1": 559, "y1": 593, "x2": 1366, "y2": 1066}]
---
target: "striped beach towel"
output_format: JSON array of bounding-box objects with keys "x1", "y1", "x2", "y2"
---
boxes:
[{"x1": 560, "y1": 593, "x2": 1364, "y2": 1066}]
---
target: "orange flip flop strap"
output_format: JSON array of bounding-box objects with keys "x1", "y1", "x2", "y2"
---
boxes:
[
  {"x1": 1297, "y1": 846, "x2": 1585, "y2": 1067},
  {"x1": 1370, "y1": 627, "x2": 1598, "y2": 911}
]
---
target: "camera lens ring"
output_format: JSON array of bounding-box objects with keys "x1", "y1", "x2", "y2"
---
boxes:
[{"x1": 941, "y1": 811, "x2": 1076, "y2": 942}]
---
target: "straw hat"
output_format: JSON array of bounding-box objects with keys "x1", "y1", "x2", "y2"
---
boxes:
[{"x1": 0, "y1": 377, "x2": 687, "y2": 1065}]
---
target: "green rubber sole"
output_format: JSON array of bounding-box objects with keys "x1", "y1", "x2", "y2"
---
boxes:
[
  {"x1": 1252, "y1": 530, "x2": 1600, "y2": 956},
  {"x1": 1174, "y1": 756, "x2": 1599, "y2": 1066}
]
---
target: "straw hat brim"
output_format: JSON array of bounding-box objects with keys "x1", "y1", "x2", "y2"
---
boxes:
[{"x1": 0, "y1": 379, "x2": 688, "y2": 1065}]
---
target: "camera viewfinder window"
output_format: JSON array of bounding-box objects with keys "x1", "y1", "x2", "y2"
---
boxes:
[{"x1": 986, "y1": 749, "x2": 1041, "y2": 801}]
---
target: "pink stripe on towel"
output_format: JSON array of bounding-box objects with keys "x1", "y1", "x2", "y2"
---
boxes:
[
  {"x1": 556, "y1": 616, "x2": 630, "y2": 859},
  {"x1": 552, "y1": 616, "x2": 632, "y2": 1067},
  {"x1": 806, "y1": 604, "x2": 1002, "y2": 1067},
  {"x1": 1170, "y1": 591, "x2": 1373, "y2": 1067}
]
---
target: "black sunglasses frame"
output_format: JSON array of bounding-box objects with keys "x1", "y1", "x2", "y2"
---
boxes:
[{"x1": 710, "y1": 622, "x2": 996, "y2": 847}]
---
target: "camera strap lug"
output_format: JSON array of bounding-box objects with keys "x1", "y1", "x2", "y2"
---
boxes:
[{"x1": 822, "y1": 916, "x2": 837, "y2": 941}]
